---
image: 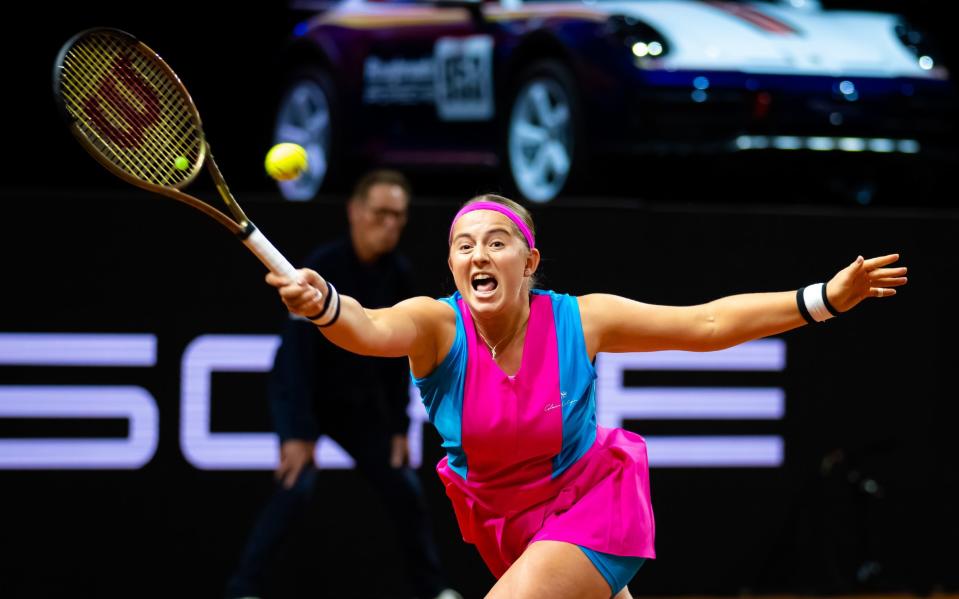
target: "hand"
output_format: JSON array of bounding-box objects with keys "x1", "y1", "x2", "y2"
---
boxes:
[
  {"x1": 390, "y1": 434, "x2": 409, "y2": 469},
  {"x1": 265, "y1": 268, "x2": 329, "y2": 320},
  {"x1": 826, "y1": 254, "x2": 908, "y2": 313},
  {"x1": 276, "y1": 439, "x2": 316, "y2": 489}
]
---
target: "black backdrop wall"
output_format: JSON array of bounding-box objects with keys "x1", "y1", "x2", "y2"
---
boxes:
[
  {"x1": 1, "y1": 194, "x2": 957, "y2": 598},
  {"x1": 2, "y1": 1, "x2": 958, "y2": 597}
]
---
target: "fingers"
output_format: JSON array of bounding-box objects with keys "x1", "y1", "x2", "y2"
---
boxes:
[
  {"x1": 283, "y1": 461, "x2": 306, "y2": 489},
  {"x1": 265, "y1": 268, "x2": 324, "y2": 291},
  {"x1": 265, "y1": 270, "x2": 306, "y2": 289},
  {"x1": 265, "y1": 268, "x2": 327, "y2": 316},
  {"x1": 871, "y1": 277, "x2": 908, "y2": 288},
  {"x1": 281, "y1": 283, "x2": 322, "y2": 305},
  {"x1": 867, "y1": 257, "x2": 907, "y2": 298},
  {"x1": 862, "y1": 253, "x2": 901, "y2": 271},
  {"x1": 838, "y1": 255, "x2": 866, "y2": 283},
  {"x1": 869, "y1": 266, "x2": 907, "y2": 279},
  {"x1": 847, "y1": 255, "x2": 865, "y2": 272},
  {"x1": 277, "y1": 440, "x2": 315, "y2": 488},
  {"x1": 277, "y1": 455, "x2": 309, "y2": 489},
  {"x1": 390, "y1": 435, "x2": 409, "y2": 468},
  {"x1": 278, "y1": 285, "x2": 324, "y2": 318},
  {"x1": 265, "y1": 271, "x2": 288, "y2": 288},
  {"x1": 865, "y1": 263, "x2": 908, "y2": 298},
  {"x1": 275, "y1": 460, "x2": 290, "y2": 483}
]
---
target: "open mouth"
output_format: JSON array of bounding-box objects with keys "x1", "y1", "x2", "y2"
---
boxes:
[{"x1": 471, "y1": 273, "x2": 498, "y2": 293}]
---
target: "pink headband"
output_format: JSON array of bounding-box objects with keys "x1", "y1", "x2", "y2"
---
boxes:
[{"x1": 448, "y1": 202, "x2": 536, "y2": 249}]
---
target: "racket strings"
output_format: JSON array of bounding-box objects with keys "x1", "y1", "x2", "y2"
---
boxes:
[
  {"x1": 60, "y1": 32, "x2": 203, "y2": 187},
  {"x1": 66, "y1": 47, "x2": 191, "y2": 185},
  {"x1": 68, "y1": 39, "x2": 200, "y2": 185},
  {"x1": 64, "y1": 44, "x2": 198, "y2": 186},
  {"x1": 67, "y1": 36, "x2": 200, "y2": 178},
  {"x1": 76, "y1": 43, "x2": 195, "y2": 170},
  {"x1": 65, "y1": 46, "x2": 187, "y2": 181}
]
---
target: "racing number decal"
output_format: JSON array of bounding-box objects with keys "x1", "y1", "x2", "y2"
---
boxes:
[{"x1": 434, "y1": 35, "x2": 494, "y2": 121}]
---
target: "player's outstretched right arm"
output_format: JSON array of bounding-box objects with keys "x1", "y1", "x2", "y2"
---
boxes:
[{"x1": 266, "y1": 269, "x2": 453, "y2": 368}]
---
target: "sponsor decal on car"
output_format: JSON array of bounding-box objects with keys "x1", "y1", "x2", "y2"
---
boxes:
[
  {"x1": 362, "y1": 35, "x2": 494, "y2": 121},
  {"x1": 434, "y1": 35, "x2": 495, "y2": 121},
  {"x1": 363, "y1": 55, "x2": 434, "y2": 104}
]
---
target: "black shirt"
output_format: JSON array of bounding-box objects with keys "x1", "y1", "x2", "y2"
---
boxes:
[{"x1": 269, "y1": 236, "x2": 414, "y2": 441}]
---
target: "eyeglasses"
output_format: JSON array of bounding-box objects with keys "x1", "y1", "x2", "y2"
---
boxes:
[{"x1": 366, "y1": 205, "x2": 408, "y2": 224}]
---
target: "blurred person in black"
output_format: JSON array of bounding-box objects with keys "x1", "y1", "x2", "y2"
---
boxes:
[{"x1": 226, "y1": 170, "x2": 460, "y2": 599}]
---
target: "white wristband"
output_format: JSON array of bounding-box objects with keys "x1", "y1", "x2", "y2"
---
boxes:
[
  {"x1": 802, "y1": 283, "x2": 835, "y2": 323},
  {"x1": 311, "y1": 284, "x2": 341, "y2": 327}
]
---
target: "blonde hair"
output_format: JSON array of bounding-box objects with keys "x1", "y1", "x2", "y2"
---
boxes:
[{"x1": 460, "y1": 194, "x2": 536, "y2": 249}]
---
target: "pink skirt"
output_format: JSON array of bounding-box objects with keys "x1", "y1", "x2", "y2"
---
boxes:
[{"x1": 437, "y1": 426, "x2": 656, "y2": 578}]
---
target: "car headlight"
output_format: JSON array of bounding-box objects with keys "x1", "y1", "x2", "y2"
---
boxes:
[
  {"x1": 894, "y1": 19, "x2": 940, "y2": 71},
  {"x1": 607, "y1": 15, "x2": 670, "y2": 59}
]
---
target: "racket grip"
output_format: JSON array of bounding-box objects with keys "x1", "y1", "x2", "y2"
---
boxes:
[{"x1": 242, "y1": 226, "x2": 298, "y2": 280}]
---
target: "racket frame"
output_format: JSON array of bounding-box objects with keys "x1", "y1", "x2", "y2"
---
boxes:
[{"x1": 53, "y1": 27, "x2": 298, "y2": 279}]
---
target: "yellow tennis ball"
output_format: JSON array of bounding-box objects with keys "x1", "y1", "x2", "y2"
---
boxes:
[
  {"x1": 174, "y1": 156, "x2": 189, "y2": 171},
  {"x1": 265, "y1": 143, "x2": 308, "y2": 181}
]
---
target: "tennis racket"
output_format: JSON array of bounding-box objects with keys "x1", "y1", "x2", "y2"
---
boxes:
[{"x1": 53, "y1": 27, "x2": 297, "y2": 280}]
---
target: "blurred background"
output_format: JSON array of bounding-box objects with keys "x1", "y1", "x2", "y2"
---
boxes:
[{"x1": 2, "y1": 1, "x2": 958, "y2": 598}]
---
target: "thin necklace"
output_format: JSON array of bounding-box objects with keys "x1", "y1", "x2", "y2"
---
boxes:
[{"x1": 477, "y1": 313, "x2": 530, "y2": 359}]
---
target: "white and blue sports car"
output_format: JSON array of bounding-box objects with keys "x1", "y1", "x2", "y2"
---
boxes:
[{"x1": 274, "y1": 0, "x2": 953, "y2": 202}]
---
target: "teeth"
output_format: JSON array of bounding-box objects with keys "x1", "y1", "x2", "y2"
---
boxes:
[{"x1": 471, "y1": 273, "x2": 497, "y2": 292}]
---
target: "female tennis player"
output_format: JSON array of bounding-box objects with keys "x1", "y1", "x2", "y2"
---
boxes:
[{"x1": 266, "y1": 194, "x2": 907, "y2": 599}]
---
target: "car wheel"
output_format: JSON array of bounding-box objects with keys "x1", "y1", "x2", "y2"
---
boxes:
[
  {"x1": 506, "y1": 60, "x2": 580, "y2": 203},
  {"x1": 273, "y1": 68, "x2": 337, "y2": 201}
]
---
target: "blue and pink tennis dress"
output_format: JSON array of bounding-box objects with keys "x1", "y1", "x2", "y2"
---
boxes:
[{"x1": 413, "y1": 290, "x2": 656, "y2": 591}]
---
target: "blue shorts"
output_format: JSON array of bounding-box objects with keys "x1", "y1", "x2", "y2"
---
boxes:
[{"x1": 579, "y1": 546, "x2": 646, "y2": 597}]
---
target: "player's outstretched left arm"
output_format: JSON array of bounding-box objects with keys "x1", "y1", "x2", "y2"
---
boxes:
[{"x1": 580, "y1": 253, "x2": 907, "y2": 355}]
